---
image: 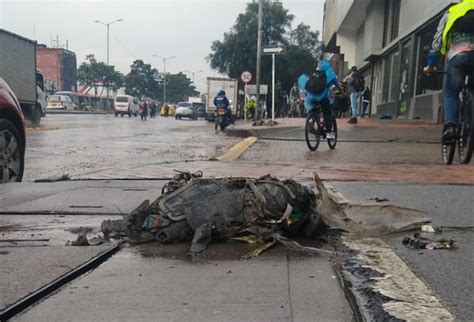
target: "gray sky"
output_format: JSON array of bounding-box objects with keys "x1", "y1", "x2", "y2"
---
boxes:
[{"x1": 1, "y1": 0, "x2": 325, "y2": 92}]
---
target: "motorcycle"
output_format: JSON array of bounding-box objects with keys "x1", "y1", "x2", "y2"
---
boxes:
[{"x1": 214, "y1": 107, "x2": 230, "y2": 133}]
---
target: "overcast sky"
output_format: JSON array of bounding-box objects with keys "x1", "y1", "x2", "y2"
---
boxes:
[{"x1": 1, "y1": 0, "x2": 325, "y2": 92}]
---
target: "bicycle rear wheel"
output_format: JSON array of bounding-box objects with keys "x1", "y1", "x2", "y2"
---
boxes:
[
  {"x1": 327, "y1": 116, "x2": 338, "y2": 150},
  {"x1": 459, "y1": 92, "x2": 473, "y2": 164},
  {"x1": 305, "y1": 112, "x2": 321, "y2": 151},
  {"x1": 442, "y1": 124, "x2": 456, "y2": 165}
]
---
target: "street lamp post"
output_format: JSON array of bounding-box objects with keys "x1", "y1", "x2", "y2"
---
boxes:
[
  {"x1": 184, "y1": 69, "x2": 203, "y2": 84},
  {"x1": 154, "y1": 55, "x2": 175, "y2": 103},
  {"x1": 94, "y1": 18, "x2": 123, "y2": 98}
]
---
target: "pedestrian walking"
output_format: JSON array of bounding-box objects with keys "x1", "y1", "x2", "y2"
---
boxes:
[{"x1": 344, "y1": 66, "x2": 365, "y2": 124}]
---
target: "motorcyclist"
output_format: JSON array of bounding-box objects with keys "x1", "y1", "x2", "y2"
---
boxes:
[
  {"x1": 214, "y1": 90, "x2": 231, "y2": 121},
  {"x1": 214, "y1": 90, "x2": 230, "y2": 110},
  {"x1": 424, "y1": 0, "x2": 474, "y2": 142}
]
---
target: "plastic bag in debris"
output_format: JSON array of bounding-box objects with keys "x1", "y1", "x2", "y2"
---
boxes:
[
  {"x1": 402, "y1": 233, "x2": 456, "y2": 250},
  {"x1": 101, "y1": 171, "x2": 327, "y2": 255}
]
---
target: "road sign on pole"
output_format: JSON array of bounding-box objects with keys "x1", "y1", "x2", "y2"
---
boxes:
[
  {"x1": 241, "y1": 71, "x2": 252, "y2": 122},
  {"x1": 240, "y1": 70, "x2": 252, "y2": 83},
  {"x1": 262, "y1": 45, "x2": 285, "y2": 55},
  {"x1": 262, "y1": 46, "x2": 284, "y2": 122}
]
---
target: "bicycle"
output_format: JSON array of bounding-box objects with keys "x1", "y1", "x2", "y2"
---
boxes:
[
  {"x1": 442, "y1": 75, "x2": 473, "y2": 165},
  {"x1": 305, "y1": 104, "x2": 337, "y2": 151}
]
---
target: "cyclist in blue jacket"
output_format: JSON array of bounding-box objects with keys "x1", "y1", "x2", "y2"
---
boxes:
[{"x1": 298, "y1": 59, "x2": 345, "y2": 136}]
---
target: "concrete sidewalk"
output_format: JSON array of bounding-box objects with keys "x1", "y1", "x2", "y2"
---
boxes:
[
  {"x1": 0, "y1": 180, "x2": 166, "y2": 319},
  {"x1": 227, "y1": 117, "x2": 442, "y2": 142},
  {"x1": 12, "y1": 244, "x2": 353, "y2": 322},
  {"x1": 0, "y1": 179, "x2": 353, "y2": 321}
]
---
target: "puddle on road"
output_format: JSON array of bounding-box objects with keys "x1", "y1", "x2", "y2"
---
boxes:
[{"x1": 124, "y1": 237, "x2": 329, "y2": 263}]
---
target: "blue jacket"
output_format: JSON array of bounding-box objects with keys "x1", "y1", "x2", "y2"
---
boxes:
[
  {"x1": 298, "y1": 59, "x2": 339, "y2": 106},
  {"x1": 214, "y1": 95, "x2": 230, "y2": 108}
]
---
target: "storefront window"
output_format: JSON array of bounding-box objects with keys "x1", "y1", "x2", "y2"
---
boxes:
[
  {"x1": 390, "y1": 51, "x2": 400, "y2": 102},
  {"x1": 415, "y1": 20, "x2": 444, "y2": 96},
  {"x1": 399, "y1": 41, "x2": 411, "y2": 116},
  {"x1": 381, "y1": 49, "x2": 400, "y2": 103},
  {"x1": 382, "y1": 55, "x2": 391, "y2": 102}
]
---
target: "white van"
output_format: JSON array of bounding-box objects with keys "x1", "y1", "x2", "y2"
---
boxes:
[{"x1": 114, "y1": 95, "x2": 139, "y2": 117}]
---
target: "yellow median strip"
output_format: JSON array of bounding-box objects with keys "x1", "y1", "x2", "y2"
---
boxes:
[
  {"x1": 216, "y1": 136, "x2": 257, "y2": 161},
  {"x1": 26, "y1": 126, "x2": 61, "y2": 132}
]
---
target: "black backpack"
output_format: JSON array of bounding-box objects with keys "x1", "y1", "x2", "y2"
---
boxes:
[
  {"x1": 352, "y1": 72, "x2": 365, "y2": 92},
  {"x1": 305, "y1": 70, "x2": 327, "y2": 95}
]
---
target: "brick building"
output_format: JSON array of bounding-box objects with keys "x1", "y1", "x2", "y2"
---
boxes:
[{"x1": 36, "y1": 46, "x2": 77, "y2": 94}]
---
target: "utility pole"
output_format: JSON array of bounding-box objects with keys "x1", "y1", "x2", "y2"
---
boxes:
[
  {"x1": 255, "y1": 0, "x2": 263, "y2": 120},
  {"x1": 94, "y1": 18, "x2": 123, "y2": 98},
  {"x1": 154, "y1": 55, "x2": 175, "y2": 103}
]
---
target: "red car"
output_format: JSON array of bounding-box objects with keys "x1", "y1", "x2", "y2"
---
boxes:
[{"x1": 0, "y1": 77, "x2": 25, "y2": 183}]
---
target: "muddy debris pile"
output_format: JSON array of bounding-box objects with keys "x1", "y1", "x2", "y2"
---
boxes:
[{"x1": 101, "y1": 171, "x2": 332, "y2": 257}]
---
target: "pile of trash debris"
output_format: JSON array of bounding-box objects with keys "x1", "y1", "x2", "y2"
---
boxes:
[{"x1": 101, "y1": 171, "x2": 332, "y2": 257}]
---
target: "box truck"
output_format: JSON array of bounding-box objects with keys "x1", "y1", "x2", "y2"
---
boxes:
[{"x1": 0, "y1": 29, "x2": 46, "y2": 125}]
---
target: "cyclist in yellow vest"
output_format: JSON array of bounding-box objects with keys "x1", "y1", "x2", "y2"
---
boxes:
[{"x1": 424, "y1": 0, "x2": 474, "y2": 142}]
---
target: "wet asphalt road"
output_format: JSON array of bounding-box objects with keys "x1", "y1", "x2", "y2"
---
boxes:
[
  {"x1": 24, "y1": 114, "x2": 239, "y2": 182},
  {"x1": 331, "y1": 182, "x2": 474, "y2": 321},
  {"x1": 5, "y1": 114, "x2": 472, "y2": 320}
]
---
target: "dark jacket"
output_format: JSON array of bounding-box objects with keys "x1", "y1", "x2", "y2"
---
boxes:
[{"x1": 214, "y1": 95, "x2": 230, "y2": 108}]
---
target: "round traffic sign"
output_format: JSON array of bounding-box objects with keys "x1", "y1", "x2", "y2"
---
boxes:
[{"x1": 240, "y1": 70, "x2": 252, "y2": 83}]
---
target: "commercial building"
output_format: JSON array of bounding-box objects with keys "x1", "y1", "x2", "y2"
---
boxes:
[
  {"x1": 323, "y1": 0, "x2": 460, "y2": 122},
  {"x1": 36, "y1": 46, "x2": 77, "y2": 94}
]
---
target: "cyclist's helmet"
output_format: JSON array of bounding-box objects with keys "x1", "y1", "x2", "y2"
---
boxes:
[{"x1": 218, "y1": 90, "x2": 226, "y2": 96}]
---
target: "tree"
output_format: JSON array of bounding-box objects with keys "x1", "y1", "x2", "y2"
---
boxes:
[
  {"x1": 77, "y1": 55, "x2": 124, "y2": 95},
  {"x1": 207, "y1": 1, "x2": 322, "y2": 99},
  {"x1": 124, "y1": 60, "x2": 160, "y2": 99},
  {"x1": 165, "y1": 72, "x2": 198, "y2": 103}
]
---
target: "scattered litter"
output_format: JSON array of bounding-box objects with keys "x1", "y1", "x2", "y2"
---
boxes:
[
  {"x1": 252, "y1": 120, "x2": 278, "y2": 127},
  {"x1": 421, "y1": 225, "x2": 436, "y2": 233},
  {"x1": 35, "y1": 173, "x2": 71, "y2": 183},
  {"x1": 369, "y1": 196, "x2": 389, "y2": 203},
  {"x1": 88, "y1": 237, "x2": 109, "y2": 246},
  {"x1": 67, "y1": 227, "x2": 94, "y2": 234},
  {"x1": 402, "y1": 233, "x2": 456, "y2": 250},
  {"x1": 101, "y1": 171, "x2": 331, "y2": 258},
  {"x1": 379, "y1": 113, "x2": 392, "y2": 120},
  {"x1": 71, "y1": 232, "x2": 90, "y2": 246}
]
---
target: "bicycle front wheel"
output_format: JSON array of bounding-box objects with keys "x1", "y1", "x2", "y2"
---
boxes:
[
  {"x1": 459, "y1": 92, "x2": 473, "y2": 164},
  {"x1": 305, "y1": 112, "x2": 321, "y2": 151},
  {"x1": 442, "y1": 124, "x2": 456, "y2": 165},
  {"x1": 327, "y1": 116, "x2": 338, "y2": 150}
]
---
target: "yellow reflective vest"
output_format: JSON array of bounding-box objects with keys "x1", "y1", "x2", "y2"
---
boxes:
[{"x1": 441, "y1": 0, "x2": 474, "y2": 55}]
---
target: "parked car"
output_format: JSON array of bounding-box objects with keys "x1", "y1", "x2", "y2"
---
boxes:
[
  {"x1": 114, "y1": 95, "x2": 139, "y2": 117},
  {"x1": 46, "y1": 95, "x2": 76, "y2": 110},
  {"x1": 0, "y1": 77, "x2": 25, "y2": 183},
  {"x1": 175, "y1": 102, "x2": 197, "y2": 120}
]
